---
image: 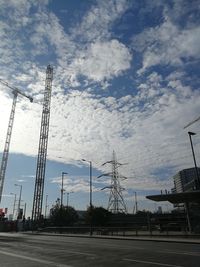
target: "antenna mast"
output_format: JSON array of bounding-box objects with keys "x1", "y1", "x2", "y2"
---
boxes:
[{"x1": 32, "y1": 65, "x2": 53, "y2": 221}]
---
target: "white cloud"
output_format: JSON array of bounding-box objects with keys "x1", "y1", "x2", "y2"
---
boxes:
[
  {"x1": 51, "y1": 176, "x2": 101, "y2": 194},
  {"x1": 0, "y1": 0, "x2": 199, "y2": 200},
  {"x1": 72, "y1": 40, "x2": 131, "y2": 82},
  {"x1": 0, "y1": 0, "x2": 132, "y2": 90},
  {"x1": 132, "y1": 17, "x2": 200, "y2": 73},
  {"x1": 1, "y1": 65, "x2": 200, "y2": 195},
  {"x1": 71, "y1": 0, "x2": 130, "y2": 43}
]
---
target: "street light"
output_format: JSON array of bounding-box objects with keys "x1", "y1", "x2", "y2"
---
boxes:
[
  {"x1": 14, "y1": 184, "x2": 22, "y2": 219},
  {"x1": 10, "y1": 192, "x2": 16, "y2": 220},
  {"x1": 133, "y1": 191, "x2": 138, "y2": 214},
  {"x1": 66, "y1": 191, "x2": 74, "y2": 208},
  {"x1": 61, "y1": 172, "x2": 68, "y2": 208},
  {"x1": 188, "y1": 132, "x2": 200, "y2": 189},
  {"x1": 45, "y1": 194, "x2": 48, "y2": 218},
  {"x1": 82, "y1": 159, "x2": 93, "y2": 236},
  {"x1": 24, "y1": 202, "x2": 26, "y2": 219}
]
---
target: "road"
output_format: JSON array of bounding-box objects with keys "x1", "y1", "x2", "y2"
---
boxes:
[{"x1": 0, "y1": 233, "x2": 199, "y2": 266}]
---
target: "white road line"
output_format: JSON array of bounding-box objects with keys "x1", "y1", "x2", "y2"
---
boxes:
[
  {"x1": 9, "y1": 242, "x2": 97, "y2": 257},
  {"x1": 0, "y1": 250, "x2": 72, "y2": 267},
  {"x1": 123, "y1": 258, "x2": 183, "y2": 267}
]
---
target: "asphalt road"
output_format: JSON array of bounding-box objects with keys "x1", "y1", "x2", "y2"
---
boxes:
[{"x1": 0, "y1": 233, "x2": 199, "y2": 266}]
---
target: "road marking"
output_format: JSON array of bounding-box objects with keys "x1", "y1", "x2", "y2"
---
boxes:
[
  {"x1": 123, "y1": 258, "x2": 183, "y2": 267},
  {"x1": 0, "y1": 250, "x2": 72, "y2": 266},
  {"x1": 14, "y1": 243, "x2": 96, "y2": 257}
]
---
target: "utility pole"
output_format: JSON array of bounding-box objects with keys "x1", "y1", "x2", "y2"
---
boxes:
[
  {"x1": 0, "y1": 79, "x2": 33, "y2": 203},
  {"x1": 32, "y1": 65, "x2": 53, "y2": 221}
]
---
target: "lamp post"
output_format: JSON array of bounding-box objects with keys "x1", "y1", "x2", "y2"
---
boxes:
[
  {"x1": 188, "y1": 132, "x2": 200, "y2": 189},
  {"x1": 61, "y1": 172, "x2": 68, "y2": 208},
  {"x1": 66, "y1": 191, "x2": 74, "y2": 208},
  {"x1": 24, "y1": 202, "x2": 26, "y2": 219},
  {"x1": 134, "y1": 191, "x2": 138, "y2": 214},
  {"x1": 10, "y1": 192, "x2": 16, "y2": 220},
  {"x1": 45, "y1": 194, "x2": 48, "y2": 218},
  {"x1": 82, "y1": 159, "x2": 93, "y2": 236},
  {"x1": 14, "y1": 184, "x2": 22, "y2": 219}
]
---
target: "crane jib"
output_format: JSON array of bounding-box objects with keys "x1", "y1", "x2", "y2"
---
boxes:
[{"x1": 0, "y1": 79, "x2": 33, "y2": 102}]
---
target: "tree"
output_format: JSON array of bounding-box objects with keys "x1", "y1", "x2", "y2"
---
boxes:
[
  {"x1": 85, "y1": 206, "x2": 111, "y2": 226},
  {"x1": 50, "y1": 202, "x2": 78, "y2": 226}
]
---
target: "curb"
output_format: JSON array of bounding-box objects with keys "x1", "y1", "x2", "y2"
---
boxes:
[{"x1": 22, "y1": 232, "x2": 200, "y2": 245}]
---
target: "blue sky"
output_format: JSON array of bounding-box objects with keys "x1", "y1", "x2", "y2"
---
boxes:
[{"x1": 0, "y1": 0, "x2": 200, "y2": 217}]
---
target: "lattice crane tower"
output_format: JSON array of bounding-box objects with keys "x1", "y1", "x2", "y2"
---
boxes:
[
  {"x1": 32, "y1": 65, "x2": 53, "y2": 221},
  {"x1": 0, "y1": 79, "x2": 33, "y2": 203},
  {"x1": 98, "y1": 151, "x2": 127, "y2": 213}
]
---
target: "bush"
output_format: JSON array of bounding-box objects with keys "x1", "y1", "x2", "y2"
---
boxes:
[{"x1": 50, "y1": 205, "x2": 78, "y2": 226}]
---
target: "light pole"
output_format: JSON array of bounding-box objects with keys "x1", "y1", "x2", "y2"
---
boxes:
[
  {"x1": 82, "y1": 159, "x2": 93, "y2": 236},
  {"x1": 133, "y1": 191, "x2": 138, "y2": 214},
  {"x1": 61, "y1": 172, "x2": 68, "y2": 208},
  {"x1": 45, "y1": 194, "x2": 48, "y2": 218},
  {"x1": 10, "y1": 192, "x2": 16, "y2": 220},
  {"x1": 24, "y1": 202, "x2": 26, "y2": 219},
  {"x1": 188, "y1": 132, "x2": 200, "y2": 189},
  {"x1": 15, "y1": 184, "x2": 22, "y2": 219},
  {"x1": 66, "y1": 191, "x2": 74, "y2": 208}
]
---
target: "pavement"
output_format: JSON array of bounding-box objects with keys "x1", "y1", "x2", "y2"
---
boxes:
[
  {"x1": 0, "y1": 232, "x2": 200, "y2": 266},
  {"x1": 28, "y1": 231, "x2": 200, "y2": 244}
]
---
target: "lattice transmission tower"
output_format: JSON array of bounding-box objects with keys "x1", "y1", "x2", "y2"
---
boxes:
[
  {"x1": 32, "y1": 65, "x2": 53, "y2": 221},
  {"x1": 98, "y1": 151, "x2": 127, "y2": 214}
]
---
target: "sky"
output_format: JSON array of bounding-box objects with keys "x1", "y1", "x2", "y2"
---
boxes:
[{"x1": 0, "y1": 0, "x2": 200, "y2": 218}]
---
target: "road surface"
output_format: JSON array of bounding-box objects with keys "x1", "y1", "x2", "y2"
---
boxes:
[{"x1": 0, "y1": 233, "x2": 199, "y2": 266}]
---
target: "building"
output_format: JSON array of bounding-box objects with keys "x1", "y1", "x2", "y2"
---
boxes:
[
  {"x1": 172, "y1": 167, "x2": 200, "y2": 193},
  {"x1": 146, "y1": 167, "x2": 200, "y2": 232}
]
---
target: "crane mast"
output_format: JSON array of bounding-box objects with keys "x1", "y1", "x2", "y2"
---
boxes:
[
  {"x1": 0, "y1": 80, "x2": 33, "y2": 203},
  {"x1": 32, "y1": 65, "x2": 53, "y2": 221}
]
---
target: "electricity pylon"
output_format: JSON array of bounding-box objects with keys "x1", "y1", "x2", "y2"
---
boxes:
[
  {"x1": 0, "y1": 79, "x2": 33, "y2": 203},
  {"x1": 32, "y1": 65, "x2": 53, "y2": 221},
  {"x1": 98, "y1": 151, "x2": 127, "y2": 213}
]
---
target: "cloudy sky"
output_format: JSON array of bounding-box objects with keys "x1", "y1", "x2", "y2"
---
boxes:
[{"x1": 0, "y1": 0, "x2": 200, "y2": 217}]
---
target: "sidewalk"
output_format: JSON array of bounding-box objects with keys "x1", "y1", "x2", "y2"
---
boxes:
[{"x1": 24, "y1": 231, "x2": 200, "y2": 244}]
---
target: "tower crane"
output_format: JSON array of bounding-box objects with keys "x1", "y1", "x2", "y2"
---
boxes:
[
  {"x1": 0, "y1": 79, "x2": 33, "y2": 203},
  {"x1": 184, "y1": 115, "x2": 200, "y2": 129},
  {"x1": 32, "y1": 65, "x2": 53, "y2": 221}
]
